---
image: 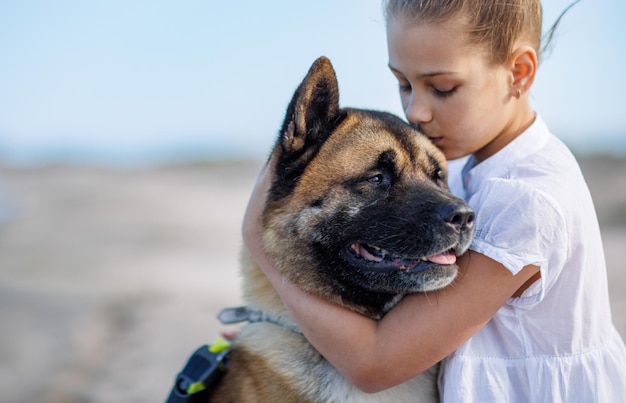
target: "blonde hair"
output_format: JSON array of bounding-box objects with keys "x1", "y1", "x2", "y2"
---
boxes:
[{"x1": 384, "y1": 0, "x2": 578, "y2": 65}]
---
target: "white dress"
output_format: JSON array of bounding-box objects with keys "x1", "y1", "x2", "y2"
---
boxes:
[{"x1": 439, "y1": 116, "x2": 626, "y2": 402}]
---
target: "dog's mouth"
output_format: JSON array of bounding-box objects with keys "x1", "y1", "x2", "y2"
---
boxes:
[{"x1": 347, "y1": 242, "x2": 457, "y2": 273}]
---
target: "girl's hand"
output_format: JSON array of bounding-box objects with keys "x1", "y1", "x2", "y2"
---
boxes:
[
  {"x1": 241, "y1": 159, "x2": 289, "y2": 288},
  {"x1": 242, "y1": 161, "x2": 272, "y2": 261}
]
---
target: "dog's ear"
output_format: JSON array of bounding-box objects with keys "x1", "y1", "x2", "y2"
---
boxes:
[
  {"x1": 279, "y1": 56, "x2": 341, "y2": 155},
  {"x1": 267, "y1": 57, "x2": 345, "y2": 203}
]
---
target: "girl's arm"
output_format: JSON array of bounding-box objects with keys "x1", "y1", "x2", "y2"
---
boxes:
[{"x1": 243, "y1": 163, "x2": 539, "y2": 393}]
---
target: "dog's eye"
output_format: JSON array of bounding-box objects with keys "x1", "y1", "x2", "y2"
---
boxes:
[
  {"x1": 366, "y1": 173, "x2": 391, "y2": 193},
  {"x1": 368, "y1": 174, "x2": 384, "y2": 184},
  {"x1": 430, "y1": 167, "x2": 445, "y2": 183}
]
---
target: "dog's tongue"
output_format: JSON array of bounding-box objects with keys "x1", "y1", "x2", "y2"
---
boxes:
[{"x1": 427, "y1": 252, "x2": 456, "y2": 265}]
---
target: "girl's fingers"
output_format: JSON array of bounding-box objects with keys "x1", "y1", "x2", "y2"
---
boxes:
[{"x1": 242, "y1": 159, "x2": 274, "y2": 248}]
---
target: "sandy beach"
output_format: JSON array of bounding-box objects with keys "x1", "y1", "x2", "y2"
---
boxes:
[{"x1": 1, "y1": 156, "x2": 625, "y2": 402}]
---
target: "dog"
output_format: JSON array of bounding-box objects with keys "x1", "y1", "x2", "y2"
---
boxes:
[{"x1": 210, "y1": 56, "x2": 474, "y2": 402}]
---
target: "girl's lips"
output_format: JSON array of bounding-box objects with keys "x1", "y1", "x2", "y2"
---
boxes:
[
  {"x1": 418, "y1": 127, "x2": 441, "y2": 142},
  {"x1": 416, "y1": 126, "x2": 444, "y2": 146}
]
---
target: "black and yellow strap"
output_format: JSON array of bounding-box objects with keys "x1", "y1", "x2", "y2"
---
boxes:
[{"x1": 166, "y1": 337, "x2": 231, "y2": 403}]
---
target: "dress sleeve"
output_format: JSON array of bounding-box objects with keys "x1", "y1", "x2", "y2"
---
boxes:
[{"x1": 466, "y1": 178, "x2": 568, "y2": 307}]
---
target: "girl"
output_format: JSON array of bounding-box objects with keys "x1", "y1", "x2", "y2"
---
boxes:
[{"x1": 242, "y1": 0, "x2": 626, "y2": 401}]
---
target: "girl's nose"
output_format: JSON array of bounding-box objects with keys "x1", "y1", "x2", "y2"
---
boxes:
[{"x1": 404, "y1": 94, "x2": 432, "y2": 125}]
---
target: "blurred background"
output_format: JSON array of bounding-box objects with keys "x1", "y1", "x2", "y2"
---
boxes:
[{"x1": 1, "y1": 1, "x2": 625, "y2": 402}]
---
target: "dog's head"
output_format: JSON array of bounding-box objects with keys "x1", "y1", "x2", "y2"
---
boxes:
[{"x1": 262, "y1": 57, "x2": 474, "y2": 318}]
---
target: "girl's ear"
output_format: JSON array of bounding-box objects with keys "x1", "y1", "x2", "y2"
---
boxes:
[{"x1": 510, "y1": 45, "x2": 538, "y2": 99}]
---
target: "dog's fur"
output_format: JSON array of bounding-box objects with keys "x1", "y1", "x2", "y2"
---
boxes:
[{"x1": 210, "y1": 57, "x2": 474, "y2": 402}]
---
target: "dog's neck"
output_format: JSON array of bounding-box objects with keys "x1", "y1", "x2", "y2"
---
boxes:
[{"x1": 218, "y1": 306, "x2": 302, "y2": 335}]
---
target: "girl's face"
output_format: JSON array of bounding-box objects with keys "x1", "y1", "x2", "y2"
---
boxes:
[{"x1": 386, "y1": 15, "x2": 524, "y2": 161}]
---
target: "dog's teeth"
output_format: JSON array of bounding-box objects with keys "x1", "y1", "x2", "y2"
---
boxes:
[
  {"x1": 367, "y1": 244, "x2": 386, "y2": 259},
  {"x1": 350, "y1": 243, "x2": 360, "y2": 256}
]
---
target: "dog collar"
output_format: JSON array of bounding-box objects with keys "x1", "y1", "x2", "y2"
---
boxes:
[{"x1": 218, "y1": 306, "x2": 303, "y2": 334}]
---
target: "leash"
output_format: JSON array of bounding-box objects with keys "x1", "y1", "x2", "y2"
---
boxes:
[{"x1": 165, "y1": 306, "x2": 301, "y2": 402}]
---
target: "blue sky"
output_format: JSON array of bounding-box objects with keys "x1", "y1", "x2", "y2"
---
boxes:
[{"x1": 1, "y1": 0, "x2": 625, "y2": 165}]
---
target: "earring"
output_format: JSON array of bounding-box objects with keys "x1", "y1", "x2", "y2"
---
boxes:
[{"x1": 516, "y1": 88, "x2": 521, "y2": 99}]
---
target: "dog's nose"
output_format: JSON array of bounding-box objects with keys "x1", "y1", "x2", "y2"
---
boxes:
[{"x1": 439, "y1": 203, "x2": 474, "y2": 232}]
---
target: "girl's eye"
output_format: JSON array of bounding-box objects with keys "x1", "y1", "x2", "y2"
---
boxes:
[
  {"x1": 433, "y1": 87, "x2": 457, "y2": 98},
  {"x1": 398, "y1": 82, "x2": 411, "y2": 93}
]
